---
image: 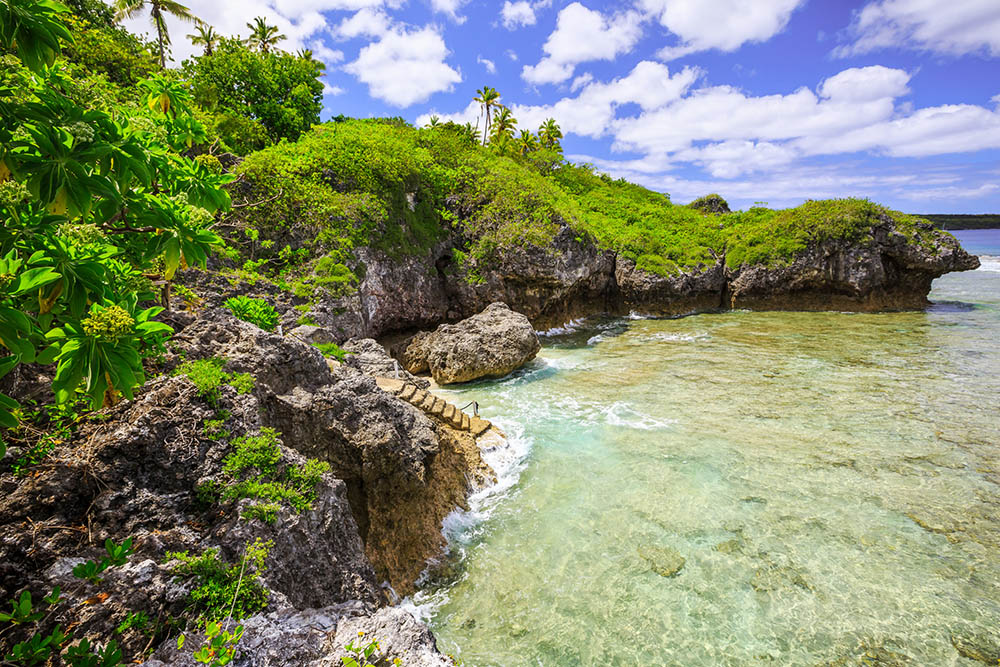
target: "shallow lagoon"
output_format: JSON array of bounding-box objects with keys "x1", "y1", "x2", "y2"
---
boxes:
[{"x1": 412, "y1": 231, "x2": 1000, "y2": 665}]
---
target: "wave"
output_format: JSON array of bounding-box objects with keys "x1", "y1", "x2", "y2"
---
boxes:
[
  {"x1": 403, "y1": 418, "x2": 534, "y2": 622},
  {"x1": 537, "y1": 318, "x2": 585, "y2": 336},
  {"x1": 604, "y1": 401, "x2": 677, "y2": 430},
  {"x1": 978, "y1": 255, "x2": 1000, "y2": 273}
]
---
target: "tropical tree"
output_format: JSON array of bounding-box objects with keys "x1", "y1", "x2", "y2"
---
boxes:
[
  {"x1": 473, "y1": 86, "x2": 501, "y2": 145},
  {"x1": 112, "y1": 0, "x2": 197, "y2": 68},
  {"x1": 426, "y1": 114, "x2": 440, "y2": 129},
  {"x1": 187, "y1": 23, "x2": 217, "y2": 56},
  {"x1": 245, "y1": 16, "x2": 286, "y2": 53},
  {"x1": 0, "y1": 0, "x2": 229, "y2": 424},
  {"x1": 490, "y1": 106, "x2": 517, "y2": 142},
  {"x1": 516, "y1": 129, "x2": 538, "y2": 156},
  {"x1": 539, "y1": 118, "x2": 563, "y2": 151}
]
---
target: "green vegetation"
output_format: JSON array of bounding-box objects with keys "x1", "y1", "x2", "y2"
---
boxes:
[
  {"x1": 174, "y1": 357, "x2": 255, "y2": 405},
  {"x1": 166, "y1": 538, "x2": 270, "y2": 620},
  {"x1": 217, "y1": 427, "x2": 330, "y2": 522},
  {"x1": 222, "y1": 295, "x2": 280, "y2": 331},
  {"x1": 313, "y1": 342, "x2": 348, "y2": 361},
  {"x1": 72, "y1": 537, "x2": 134, "y2": 584},
  {"x1": 341, "y1": 634, "x2": 403, "y2": 667}
]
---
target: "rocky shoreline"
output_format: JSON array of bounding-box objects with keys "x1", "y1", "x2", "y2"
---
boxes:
[
  {"x1": 198, "y1": 216, "x2": 980, "y2": 346},
  {"x1": 0, "y1": 214, "x2": 982, "y2": 666}
]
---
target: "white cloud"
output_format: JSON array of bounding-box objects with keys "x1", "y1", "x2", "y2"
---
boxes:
[
  {"x1": 505, "y1": 49, "x2": 519, "y2": 61},
  {"x1": 334, "y1": 7, "x2": 391, "y2": 39},
  {"x1": 477, "y1": 55, "x2": 497, "y2": 74},
  {"x1": 818, "y1": 65, "x2": 910, "y2": 102},
  {"x1": 834, "y1": 0, "x2": 1000, "y2": 58},
  {"x1": 425, "y1": 61, "x2": 698, "y2": 139},
  {"x1": 429, "y1": 0, "x2": 468, "y2": 23},
  {"x1": 640, "y1": 0, "x2": 804, "y2": 60},
  {"x1": 344, "y1": 26, "x2": 461, "y2": 107},
  {"x1": 322, "y1": 81, "x2": 346, "y2": 95},
  {"x1": 501, "y1": 1, "x2": 536, "y2": 28},
  {"x1": 570, "y1": 72, "x2": 594, "y2": 92},
  {"x1": 522, "y1": 3, "x2": 643, "y2": 85},
  {"x1": 309, "y1": 41, "x2": 345, "y2": 64}
]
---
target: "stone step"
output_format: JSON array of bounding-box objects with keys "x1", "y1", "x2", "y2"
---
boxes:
[
  {"x1": 419, "y1": 393, "x2": 438, "y2": 411},
  {"x1": 442, "y1": 404, "x2": 457, "y2": 423},
  {"x1": 375, "y1": 377, "x2": 404, "y2": 395},
  {"x1": 410, "y1": 390, "x2": 428, "y2": 407},
  {"x1": 460, "y1": 413, "x2": 471, "y2": 431},
  {"x1": 430, "y1": 397, "x2": 446, "y2": 416},
  {"x1": 399, "y1": 384, "x2": 417, "y2": 401},
  {"x1": 469, "y1": 416, "x2": 492, "y2": 438}
]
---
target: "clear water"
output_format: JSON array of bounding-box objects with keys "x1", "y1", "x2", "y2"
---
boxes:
[{"x1": 411, "y1": 231, "x2": 1000, "y2": 666}]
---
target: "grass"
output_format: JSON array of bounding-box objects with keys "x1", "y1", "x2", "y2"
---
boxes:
[{"x1": 227, "y1": 119, "x2": 946, "y2": 283}]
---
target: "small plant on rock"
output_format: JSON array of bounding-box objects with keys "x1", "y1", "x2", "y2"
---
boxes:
[
  {"x1": 340, "y1": 633, "x2": 402, "y2": 667},
  {"x1": 222, "y1": 296, "x2": 280, "y2": 332}
]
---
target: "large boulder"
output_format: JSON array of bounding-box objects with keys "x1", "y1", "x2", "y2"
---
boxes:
[{"x1": 403, "y1": 303, "x2": 541, "y2": 384}]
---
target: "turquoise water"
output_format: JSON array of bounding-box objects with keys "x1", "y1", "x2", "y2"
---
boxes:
[{"x1": 412, "y1": 231, "x2": 1000, "y2": 665}]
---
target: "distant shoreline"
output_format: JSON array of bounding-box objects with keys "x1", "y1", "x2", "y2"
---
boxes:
[{"x1": 918, "y1": 214, "x2": 1000, "y2": 230}]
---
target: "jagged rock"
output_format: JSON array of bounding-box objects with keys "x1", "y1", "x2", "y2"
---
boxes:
[
  {"x1": 615, "y1": 257, "x2": 726, "y2": 316},
  {"x1": 266, "y1": 369, "x2": 490, "y2": 594},
  {"x1": 688, "y1": 194, "x2": 731, "y2": 214},
  {"x1": 726, "y1": 219, "x2": 980, "y2": 311},
  {"x1": 289, "y1": 324, "x2": 336, "y2": 345},
  {"x1": 403, "y1": 303, "x2": 541, "y2": 384},
  {"x1": 342, "y1": 338, "x2": 430, "y2": 389},
  {"x1": 0, "y1": 376, "x2": 379, "y2": 661},
  {"x1": 638, "y1": 545, "x2": 686, "y2": 577},
  {"x1": 146, "y1": 604, "x2": 454, "y2": 666}
]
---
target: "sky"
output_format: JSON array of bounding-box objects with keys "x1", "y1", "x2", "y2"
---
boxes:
[{"x1": 118, "y1": 0, "x2": 1000, "y2": 212}]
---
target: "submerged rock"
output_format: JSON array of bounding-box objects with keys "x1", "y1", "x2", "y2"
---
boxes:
[
  {"x1": 638, "y1": 545, "x2": 686, "y2": 577},
  {"x1": 403, "y1": 302, "x2": 541, "y2": 384},
  {"x1": 950, "y1": 631, "x2": 1000, "y2": 664}
]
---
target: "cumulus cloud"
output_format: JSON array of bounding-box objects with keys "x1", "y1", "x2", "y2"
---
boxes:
[
  {"x1": 119, "y1": 0, "x2": 399, "y2": 65},
  {"x1": 333, "y1": 8, "x2": 392, "y2": 39},
  {"x1": 501, "y1": 1, "x2": 536, "y2": 28},
  {"x1": 429, "y1": 0, "x2": 469, "y2": 23},
  {"x1": 344, "y1": 26, "x2": 461, "y2": 107},
  {"x1": 521, "y1": 3, "x2": 643, "y2": 85},
  {"x1": 834, "y1": 0, "x2": 1000, "y2": 58},
  {"x1": 640, "y1": 0, "x2": 804, "y2": 60}
]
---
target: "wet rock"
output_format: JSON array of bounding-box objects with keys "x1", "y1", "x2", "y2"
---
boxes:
[
  {"x1": 638, "y1": 545, "x2": 686, "y2": 577},
  {"x1": 403, "y1": 303, "x2": 541, "y2": 384},
  {"x1": 951, "y1": 631, "x2": 1000, "y2": 664},
  {"x1": 822, "y1": 639, "x2": 911, "y2": 666},
  {"x1": 750, "y1": 564, "x2": 812, "y2": 593},
  {"x1": 714, "y1": 539, "x2": 743, "y2": 554},
  {"x1": 614, "y1": 256, "x2": 726, "y2": 317},
  {"x1": 342, "y1": 338, "x2": 430, "y2": 389}
]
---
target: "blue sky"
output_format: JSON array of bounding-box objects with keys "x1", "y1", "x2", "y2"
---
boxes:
[{"x1": 124, "y1": 0, "x2": 1000, "y2": 212}]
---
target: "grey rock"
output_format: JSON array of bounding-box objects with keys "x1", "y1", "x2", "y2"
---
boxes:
[
  {"x1": 342, "y1": 338, "x2": 430, "y2": 389},
  {"x1": 403, "y1": 303, "x2": 541, "y2": 384},
  {"x1": 289, "y1": 325, "x2": 336, "y2": 345}
]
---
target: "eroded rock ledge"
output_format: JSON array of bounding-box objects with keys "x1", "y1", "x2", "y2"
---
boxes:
[
  {"x1": 282, "y1": 217, "x2": 979, "y2": 342},
  {"x1": 0, "y1": 310, "x2": 504, "y2": 665}
]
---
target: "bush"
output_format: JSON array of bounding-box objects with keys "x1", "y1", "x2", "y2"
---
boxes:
[
  {"x1": 166, "y1": 539, "x2": 271, "y2": 620},
  {"x1": 223, "y1": 296, "x2": 280, "y2": 331}
]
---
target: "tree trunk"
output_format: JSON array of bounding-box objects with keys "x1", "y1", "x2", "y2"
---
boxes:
[{"x1": 153, "y1": 5, "x2": 165, "y2": 68}]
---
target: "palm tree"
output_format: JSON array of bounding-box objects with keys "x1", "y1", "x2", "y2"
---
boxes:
[
  {"x1": 516, "y1": 129, "x2": 538, "y2": 156},
  {"x1": 114, "y1": 0, "x2": 198, "y2": 68},
  {"x1": 490, "y1": 107, "x2": 517, "y2": 142},
  {"x1": 246, "y1": 17, "x2": 286, "y2": 53},
  {"x1": 491, "y1": 133, "x2": 513, "y2": 157},
  {"x1": 426, "y1": 115, "x2": 441, "y2": 129},
  {"x1": 538, "y1": 118, "x2": 563, "y2": 150},
  {"x1": 473, "y1": 86, "x2": 501, "y2": 146},
  {"x1": 187, "y1": 23, "x2": 218, "y2": 56}
]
